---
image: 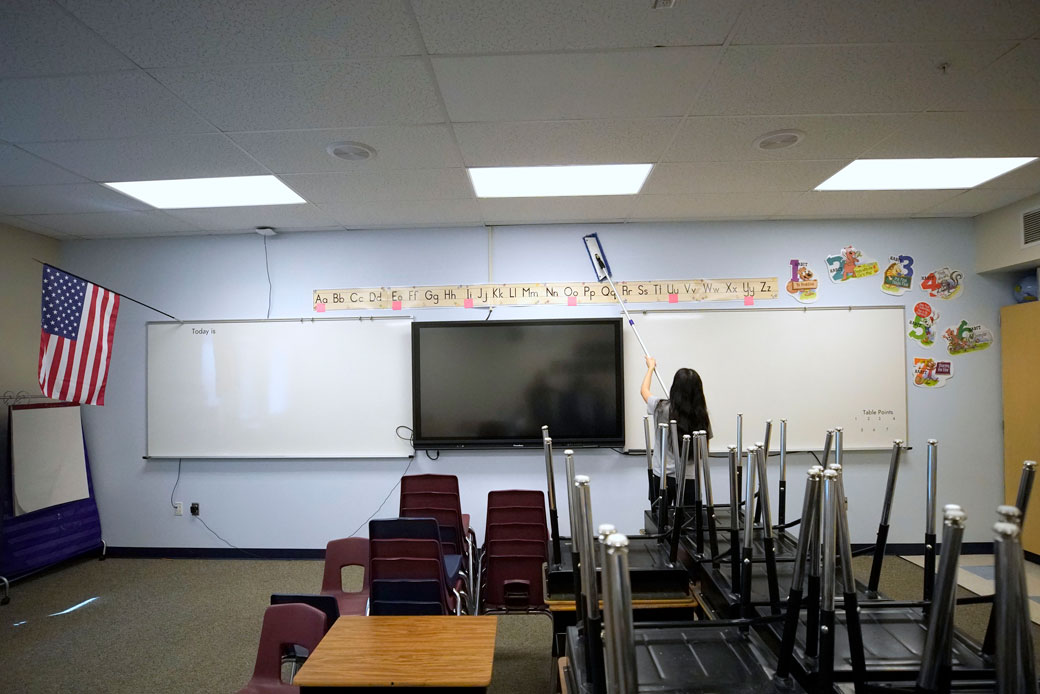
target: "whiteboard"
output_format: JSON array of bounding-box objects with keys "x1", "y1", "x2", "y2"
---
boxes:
[
  {"x1": 624, "y1": 307, "x2": 908, "y2": 451},
  {"x1": 11, "y1": 405, "x2": 89, "y2": 515},
  {"x1": 147, "y1": 319, "x2": 413, "y2": 458}
]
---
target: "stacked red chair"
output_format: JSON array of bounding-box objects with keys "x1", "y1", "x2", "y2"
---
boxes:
[
  {"x1": 399, "y1": 474, "x2": 476, "y2": 590},
  {"x1": 236, "y1": 602, "x2": 326, "y2": 693},
  {"x1": 368, "y1": 518, "x2": 468, "y2": 615},
  {"x1": 480, "y1": 489, "x2": 550, "y2": 613}
]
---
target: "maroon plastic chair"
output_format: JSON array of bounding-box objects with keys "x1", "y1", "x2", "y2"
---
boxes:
[
  {"x1": 400, "y1": 475, "x2": 476, "y2": 577},
  {"x1": 401, "y1": 473, "x2": 460, "y2": 496},
  {"x1": 488, "y1": 489, "x2": 545, "y2": 510},
  {"x1": 485, "y1": 507, "x2": 548, "y2": 533},
  {"x1": 320, "y1": 537, "x2": 370, "y2": 616},
  {"x1": 482, "y1": 554, "x2": 548, "y2": 611},
  {"x1": 236, "y1": 603, "x2": 326, "y2": 694},
  {"x1": 371, "y1": 557, "x2": 456, "y2": 614},
  {"x1": 485, "y1": 539, "x2": 546, "y2": 558},
  {"x1": 370, "y1": 537, "x2": 466, "y2": 596}
]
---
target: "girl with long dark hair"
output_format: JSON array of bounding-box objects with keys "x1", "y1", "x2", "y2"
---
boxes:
[{"x1": 640, "y1": 355, "x2": 712, "y2": 502}]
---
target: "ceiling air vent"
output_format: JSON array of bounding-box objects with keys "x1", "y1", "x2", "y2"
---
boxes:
[{"x1": 1025, "y1": 208, "x2": 1040, "y2": 247}]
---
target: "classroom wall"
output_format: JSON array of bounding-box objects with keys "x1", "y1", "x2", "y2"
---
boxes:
[
  {"x1": 0, "y1": 223, "x2": 59, "y2": 394},
  {"x1": 59, "y1": 218, "x2": 1009, "y2": 549},
  {"x1": 975, "y1": 191, "x2": 1040, "y2": 273}
]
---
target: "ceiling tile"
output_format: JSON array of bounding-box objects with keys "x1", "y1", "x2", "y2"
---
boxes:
[
  {"x1": 318, "y1": 199, "x2": 481, "y2": 228},
  {"x1": 454, "y1": 119, "x2": 679, "y2": 167},
  {"x1": 735, "y1": 0, "x2": 1040, "y2": 44},
  {"x1": 0, "y1": 0, "x2": 136, "y2": 78},
  {"x1": 862, "y1": 111, "x2": 1040, "y2": 158},
  {"x1": 58, "y1": 0, "x2": 421, "y2": 67},
  {"x1": 21, "y1": 134, "x2": 269, "y2": 181},
  {"x1": 643, "y1": 161, "x2": 845, "y2": 195},
  {"x1": 913, "y1": 188, "x2": 1038, "y2": 217},
  {"x1": 665, "y1": 115, "x2": 910, "y2": 162},
  {"x1": 979, "y1": 159, "x2": 1040, "y2": 190},
  {"x1": 693, "y1": 43, "x2": 1014, "y2": 116},
  {"x1": 229, "y1": 125, "x2": 462, "y2": 173},
  {"x1": 935, "y1": 40, "x2": 1040, "y2": 111},
  {"x1": 433, "y1": 48, "x2": 720, "y2": 122},
  {"x1": 282, "y1": 169, "x2": 472, "y2": 204},
  {"x1": 150, "y1": 59, "x2": 443, "y2": 131},
  {"x1": 412, "y1": 0, "x2": 742, "y2": 54},
  {"x1": 0, "y1": 214, "x2": 73, "y2": 238},
  {"x1": 478, "y1": 196, "x2": 635, "y2": 225},
  {"x1": 0, "y1": 70, "x2": 218, "y2": 143},
  {"x1": 0, "y1": 144, "x2": 88, "y2": 186},
  {"x1": 163, "y1": 204, "x2": 339, "y2": 231},
  {"x1": 0, "y1": 183, "x2": 151, "y2": 215},
  {"x1": 629, "y1": 192, "x2": 804, "y2": 220},
  {"x1": 782, "y1": 190, "x2": 961, "y2": 218},
  {"x1": 20, "y1": 210, "x2": 202, "y2": 237}
]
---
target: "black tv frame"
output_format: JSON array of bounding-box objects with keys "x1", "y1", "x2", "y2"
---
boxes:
[{"x1": 411, "y1": 318, "x2": 625, "y2": 450}]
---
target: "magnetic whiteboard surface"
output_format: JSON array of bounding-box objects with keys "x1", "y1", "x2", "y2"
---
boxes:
[
  {"x1": 624, "y1": 307, "x2": 907, "y2": 451},
  {"x1": 11, "y1": 406, "x2": 89, "y2": 515},
  {"x1": 147, "y1": 319, "x2": 413, "y2": 458}
]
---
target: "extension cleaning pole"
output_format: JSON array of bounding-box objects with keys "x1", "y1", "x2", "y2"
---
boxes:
[
  {"x1": 541, "y1": 427, "x2": 562, "y2": 567},
  {"x1": 583, "y1": 233, "x2": 668, "y2": 395}
]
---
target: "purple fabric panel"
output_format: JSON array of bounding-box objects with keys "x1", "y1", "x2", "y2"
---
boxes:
[{"x1": 1, "y1": 411, "x2": 103, "y2": 580}]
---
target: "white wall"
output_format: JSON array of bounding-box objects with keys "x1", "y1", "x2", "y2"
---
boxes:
[{"x1": 60, "y1": 218, "x2": 1009, "y2": 548}]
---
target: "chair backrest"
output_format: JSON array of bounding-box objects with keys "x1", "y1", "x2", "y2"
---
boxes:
[
  {"x1": 371, "y1": 578, "x2": 444, "y2": 603},
  {"x1": 486, "y1": 522, "x2": 548, "y2": 544},
  {"x1": 483, "y1": 555, "x2": 547, "y2": 609},
  {"x1": 488, "y1": 489, "x2": 545, "y2": 510},
  {"x1": 321, "y1": 537, "x2": 370, "y2": 594},
  {"x1": 400, "y1": 490, "x2": 462, "y2": 513},
  {"x1": 485, "y1": 539, "x2": 547, "y2": 559},
  {"x1": 370, "y1": 600, "x2": 445, "y2": 616},
  {"x1": 370, "y1": 537, "x2": 443, "y2": 561},
  {"x1": 369, "y1": 517, "x2": 441, "y2": 542},
  {"x1": 371, "y1": 556, "x2": 444, "y2": 582},
  {"x1": 246, "y1": 603, "x2": 326, "y2": 685},
  {"x1": 486, "y1": 506, "x2": 547, "y2": 527},
  {"x1": 269, "y1": 593, "x2": 340, "y2": 633},
  {"x1": 401, "y1": 473, "x2": 460, "y2": 496},
  {"x1": 399, "y1": 507, "x2": 462, "y2": 553}
]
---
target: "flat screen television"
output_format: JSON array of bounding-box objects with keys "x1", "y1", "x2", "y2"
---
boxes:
[{"x1": 411, "y1": 319, "x2": 624, "y2": 449}]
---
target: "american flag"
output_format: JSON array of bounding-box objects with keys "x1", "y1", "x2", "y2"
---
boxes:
[{"x1": 39, "y1": 265, "x2": 120, "y2": 405}]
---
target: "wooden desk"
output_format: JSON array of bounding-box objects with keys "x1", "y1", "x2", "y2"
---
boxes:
[{"x1": 294, "y1": 615, "x2": 498, "y2": 692}]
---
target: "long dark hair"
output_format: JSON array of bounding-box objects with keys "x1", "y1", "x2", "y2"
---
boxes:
[{"x1": 669, "y1": 368, "x2": 712, "y2": 440}]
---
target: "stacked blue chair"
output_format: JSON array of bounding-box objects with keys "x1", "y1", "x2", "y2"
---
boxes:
[
  {"x1": 480, "y1": 490, "x2": 550, "y2": 613},
  {"x1": 369, "y1": 518, "x2": 468, "y2": 615}
]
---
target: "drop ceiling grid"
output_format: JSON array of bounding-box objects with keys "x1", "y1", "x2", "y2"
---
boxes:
[{"x1": 0, "y1": 1, "x2": 1037, "y2": 235}]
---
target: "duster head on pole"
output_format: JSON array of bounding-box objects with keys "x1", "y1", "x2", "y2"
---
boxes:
[{"x1": 583, "y1": 233, "x2": 611, "y2": 282}]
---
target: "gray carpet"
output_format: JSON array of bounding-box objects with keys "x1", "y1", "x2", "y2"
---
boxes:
[{"x1": 0, "y1": 556, "x2": 553, "y2": 694}]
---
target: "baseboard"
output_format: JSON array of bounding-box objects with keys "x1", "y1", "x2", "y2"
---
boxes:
[
  {"x1": 105, "y1": 547, "x2": 325, "y2": 559},
  {"x1": 1026, "y1": 550, "x2": 1040, "y2": 565},
  {"x1": 851, "y1": 542, "x2": 993, "y2": 556}
]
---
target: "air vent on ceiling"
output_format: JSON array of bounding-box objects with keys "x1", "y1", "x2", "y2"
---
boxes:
[{"x1": 1025, "y1": 208, "x2": 1040, "y2": 247}]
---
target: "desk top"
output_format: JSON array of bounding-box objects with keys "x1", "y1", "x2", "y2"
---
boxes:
[{"x1": 293, "y1": 615, "x2": 498, "y2": 688}]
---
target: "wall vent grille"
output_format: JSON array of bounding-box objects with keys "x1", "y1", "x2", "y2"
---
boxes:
[{"x1": 1025, "y1": 208, "x2": 1040, "y2": 247}]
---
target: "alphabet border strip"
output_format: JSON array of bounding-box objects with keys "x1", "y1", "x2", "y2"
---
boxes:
[{"x1": 313, "y1": 278, "x2": 779, "y2": 311}]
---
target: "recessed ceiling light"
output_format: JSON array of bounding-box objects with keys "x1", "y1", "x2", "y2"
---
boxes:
[
  {"x1": 326, "y1": 141, "x2": 377, "y2": 161},
  {"x1": 815, "y1": 157, "x2": 1037, "y2": 191},
  {"x1": 754, "y1": 129, "x2": 805, "y2": 151},
  {"x1": 468, "y1": 164, "x2": 653, "y2": 198},
  {"x1": 104, "y1": 175, "x2": 305, "y2": 209}
]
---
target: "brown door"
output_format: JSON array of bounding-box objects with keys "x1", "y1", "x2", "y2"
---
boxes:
[{"x1": 1001, "y1": 301, "x2": 1040, "y2": 553}]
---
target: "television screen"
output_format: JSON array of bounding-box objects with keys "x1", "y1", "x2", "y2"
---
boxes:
[{"x1": 412, "y1": 319, "x2": 624, "y2": 448}]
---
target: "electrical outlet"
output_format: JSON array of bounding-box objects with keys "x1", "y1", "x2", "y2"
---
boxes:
[
  {"x1": 173, "y1": 502, "x2": 183, "y2": 516},
  {"x1": 190, "y1": 502, "x2": 200, "y2": 516}
]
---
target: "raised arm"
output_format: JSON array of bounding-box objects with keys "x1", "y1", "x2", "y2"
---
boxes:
[{"x1": 641, "y1": 355, "x2": 656, "y2": 403}]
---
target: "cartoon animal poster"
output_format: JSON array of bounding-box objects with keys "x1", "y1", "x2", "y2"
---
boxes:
[
  {"x1": 881, "y1": 254, "x2": 914, "y2": 296},
  {"x1": 908, "y1": 301, "x2": 939, "y2": 347},
  {"x1": 913, "y1": 358, "x2": 953, "y2": 388},
  {"x1": 942, "y1": 319, "x2": 993, "y2": 355},
  {"x1": 825, "y1": 245, "x2": 880, "y2": 283},
  {"x1": 785, "y1": 258, "x2": 819, "y2": 304},
  {"x1": 920, "y1": 266, "x2": 964, "y2": 300}
]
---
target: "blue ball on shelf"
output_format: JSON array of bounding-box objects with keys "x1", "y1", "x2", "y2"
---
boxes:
[{"x1": 1013, "y1": 274, "x2": 1039, "y2": 303}]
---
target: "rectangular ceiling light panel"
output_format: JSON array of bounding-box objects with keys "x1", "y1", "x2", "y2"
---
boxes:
[
  {"x1": 104, "y1": 175, "x2": 305, "y2": 209},
  {"x1": 816, "y1": 158, "x2": 1037, "y2": 191},
  {"x1": 468, "y1": 164, "x2": 653, "y2": 198}
]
